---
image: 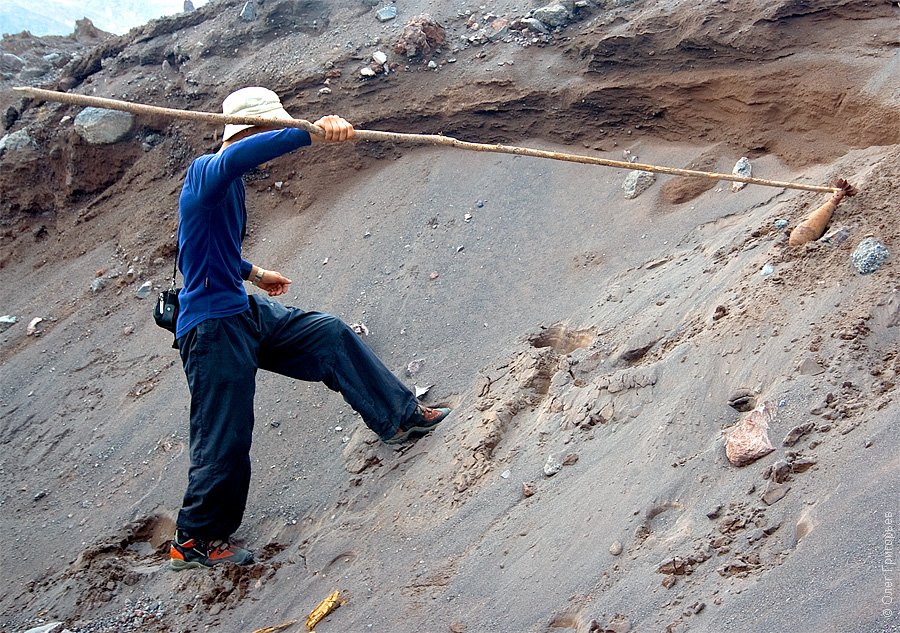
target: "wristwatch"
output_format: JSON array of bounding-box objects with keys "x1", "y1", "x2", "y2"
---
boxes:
[{"x1": 253, "y1": 268, "x2": 265, "y2": 284}]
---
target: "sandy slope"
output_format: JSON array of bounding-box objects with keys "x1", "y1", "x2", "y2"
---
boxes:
[{"x1": 1, "y1": 1, "x2": 898, "y2": 631}]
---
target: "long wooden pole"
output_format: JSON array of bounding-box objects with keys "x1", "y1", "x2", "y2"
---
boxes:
[{"x1": 14, "y1": 86, "x2": 843, "y2": 194}]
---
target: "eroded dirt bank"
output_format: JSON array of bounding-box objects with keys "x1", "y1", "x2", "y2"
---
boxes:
[{"x1": 1, "y1": 0, "x2": 898, "y2": 631}]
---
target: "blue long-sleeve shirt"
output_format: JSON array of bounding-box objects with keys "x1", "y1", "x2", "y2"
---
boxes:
[{"x1": 175, "y1": 128, "x2": 312, "y2": 338}]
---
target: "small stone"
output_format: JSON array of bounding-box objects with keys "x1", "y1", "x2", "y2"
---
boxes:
[
  {"x1": 543, "y1": 453, "x2": 563, "y2": 477},
  {"x1": 790, "y1": 458, "x2": 816, "y2": 473},
  {"x1": 851, "y1": 238, "x2": 890, "y2": 274},
  {"x1": 782, "y1": 421, "x2": 814, "y2": 446},
  {"x1": 33, "y1": 489, "x2": 48, "y2": 501},
  {"x1": 773, "y1": 218, "x2": 789, "y2": 229},
  {"x1": 768, "y1": 459, "x2": 792, "y2": 483},
  {"x1": 657, "y1": 557, "x2": 688, "y2": 575},
  {"x1": 429, "y1": 271, "x2": 439, "y2": 280},
  {"x1": 239, "y1": 1, "x2": 256, "y2": 21},
  {"x1": 0, "y1": 315, "x2": 17, "y2": 331},
  {"x1": 760, "y1": 263, "x2": 775, "y2": 277},
  {"x1": 622, "y1": 170, "x2": 656, "y2": 199},
  {"x1": 661, "y1": 575, "x2": 677, "y2": 589},
  {"x1": 318, "y1": 87, "x2": 332, "y2": 96},
  {"x1": 522, "y1": 482, "x2": 535, "y2": 497},
  {"x1": 26, "y1": 317, "x2": 43, "y2": 336},
  {"x1": 501, "y1": 469, "x2": 510, "y2": 479},
  {"x1": 761, "y1": 480, "x2": 790, "y2": 505},
  {"x1": 406, "y1": 358, "x2": 426, "y2": 376},
  {"x1": 731, "y1": 157, "x2": 751, "y2": 191},
  {"x1": 798, "y1": 356, "x2": 825, "y2": 376},
  {"x1": 135, "y1": 281, "x2": 153, "y2": 299},
  {"x1": 562, "y1": 453, "x2": 579, "y2": 466},
  {"x1": 376, "y1": 6, "x2": 398, "y2": 22},
  {"x1": 373, "y1": 51, "x2": 388, "y2": 65},
  {"x1": 706, "y1": 504, "x2": 723, "y2": 520},
  {"x1": 608, "y1": 540, "x2": 623, "y2": 556},
  {"x1": 428, "y1": 60, "x2": 438, "y2": 69},
  {"x1": 414, "y1": 385, "x2": 431, "y2": 399},
  {"x1": 350, "y1": 322, "x2": 369, "y2": 337},
  {"x1": 822, "y1": 226, "x2": 850, "y2": 246},
  {"x1": 360, "y1": 67, "x2": 377, "y2": 77},
  {"x1": 726, "y1": 401, "x2": 776, "y2": 466},
  {"x1": 520, "y1": 17, "x2": 549, "y2": 33}
]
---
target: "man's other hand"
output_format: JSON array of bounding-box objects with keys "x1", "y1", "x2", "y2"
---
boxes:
[{"x1": 256, "y1": 270, "x2": 292, "y2": 297}]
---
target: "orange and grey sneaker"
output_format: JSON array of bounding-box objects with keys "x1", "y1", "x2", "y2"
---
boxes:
[
  {"x1": 384, "y1": 404, "x2": 452, "y2": 445},
  {"x1": 170, "y1": 530, "x2": 254, "y2": 570}
]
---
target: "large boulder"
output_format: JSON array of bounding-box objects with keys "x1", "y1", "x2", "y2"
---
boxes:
[
  {"x1": 0, "y1": 53, "x2": 26, "y2": 73},
  {"x1": 533, "y1": 3, "x2": 571, "y2": 28},
  {"x1": 392, "y1": 15, "x2": 446, "y2": 58},
  {"x1": 74, "y1": 108, "x2": 135, "y2": 144}
]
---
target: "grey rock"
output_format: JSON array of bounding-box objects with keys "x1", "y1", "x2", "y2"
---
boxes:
[
  {"x1": 74, "y1": 108, "x2": 134, "y2": 145},
  {"x1": 0, "y1": 129, "x2": 38, "y2": 153},
  {"x1": 520, "y1": 17, "x2": 549, "y2": 33},
  {"x1": 773, "y1": 218, "x2": 789, "y2": 229},
  {"x1": 0, "y1": 53, "x2": 25, "y2": 73},
  {"x1": 822, "y1": 226, "x2": 850, "y2": 246},
  {"x1": 0, "y1": 315, "x2": 17, "y2": 332},
  {"x1": 135, "y1": 281, "x2": 153, "y2": 299},
  {"x1": 851, "y1": 237, "x2": 889, "y2": 274},
  {"x1": 239, "y1": 1, "x2": 257, "y2": 21},
  {"x1": 184, "y1": 0, "x2": 195, "y2": 11},
  {"x1": 533, "y1": 4, "x2": 571, "y2": 27},
  {"x1": 376, "y1": 6, "x2": 398, "y2": 22},
  {"x1": 731, "y1": 157, "x2": 751, "y2": 191},
  {"x1": 22, "y1": 623, "x2": 67, "y2": 633},
  {"x1": 543, "y1": 453, "x2": 563, "y2": 477},
  {"x1": 406, "y1": 358, "x2": 426, "y2": 376},
  {"x1": 761, "y1": 480, "x2": 790, "y2": 505},
  {"x1": 608, "y1": 540, "x2": 623, "y2": 556},
  {"x1": 622, "y1": 170, "x2": 656, "y2": 199},
  {"x1": 90, "y1": 277, "x2": 108, "y2": 293}
]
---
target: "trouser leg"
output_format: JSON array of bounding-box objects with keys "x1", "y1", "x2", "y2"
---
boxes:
[
  {"x1": 251, "y1": 296, "x2": 417, "y2": 440},
  {"x1": 176, "y1": 314, "x2": 258, "y2": 539}
]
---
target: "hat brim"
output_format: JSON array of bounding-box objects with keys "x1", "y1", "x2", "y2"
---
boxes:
[{"x1": 222, "y1": 105, "x2": 294, "y2": 141}]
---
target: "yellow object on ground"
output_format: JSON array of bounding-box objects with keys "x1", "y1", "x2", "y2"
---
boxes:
[
  {"x1": 306, "y1": 590, "x2": 344, "y2": 631},
  {"x1": 251, "y1": 619, "x2": 298, "y2": 633}
]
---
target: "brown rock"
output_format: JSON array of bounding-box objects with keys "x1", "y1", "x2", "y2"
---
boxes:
[
  {"x1": 522, "y1": 482, "x2": 535, "y2": 497},
  {"x1": 761, "y1": 481, "x2": 790, "y2": 505},
  {"x1": 725, "y1": 401, "x2": 776, "y2": 466},
  {"x1": 782, "y1": 421, "x2": 815, "y2": 446},
  {"x1": 393, "y1": 15, "x2": 446, "y2": 58},
  {"x1": 562, "y1": 453, "x2": 579, "y2": 466}
]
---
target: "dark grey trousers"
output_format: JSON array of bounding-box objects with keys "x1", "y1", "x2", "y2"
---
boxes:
[{"x1": 176, "y1": 294, "x2": 417, "y2": 539}]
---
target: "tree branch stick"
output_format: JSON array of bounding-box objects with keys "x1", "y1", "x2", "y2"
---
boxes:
[{"x1": 14, "y1": 86, "x2": 843, "y2": 194}]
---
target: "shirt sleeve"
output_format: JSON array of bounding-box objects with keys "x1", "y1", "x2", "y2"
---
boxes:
[
  {"x1": 195, "y1": 128, "x2": 312, "y2": 205},
  {"x1": 240, "y1": 259, "x2": 253, "y2": 280}
]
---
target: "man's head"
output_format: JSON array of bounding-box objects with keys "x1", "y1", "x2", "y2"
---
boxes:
[{"x1": 221, "y1": 87, "x2": 293, "y2": 142}]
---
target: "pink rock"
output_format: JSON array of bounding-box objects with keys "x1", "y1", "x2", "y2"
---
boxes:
[{"x1": 725, "y1": 401, "x2": 776, "y2": 466}]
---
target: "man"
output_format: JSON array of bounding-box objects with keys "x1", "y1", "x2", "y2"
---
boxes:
[{"x1": 169, "y1": 87, "x2": 451, "y2": 570}]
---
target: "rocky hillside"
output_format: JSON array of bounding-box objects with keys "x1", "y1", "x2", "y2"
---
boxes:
[{"x1": 1, "y1": 1, "x2": 898, "y2": 632}]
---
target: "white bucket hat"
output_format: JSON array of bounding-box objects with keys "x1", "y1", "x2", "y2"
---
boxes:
[{"x1": 221, "y1": 87, "x2": 294, "y2": 141}]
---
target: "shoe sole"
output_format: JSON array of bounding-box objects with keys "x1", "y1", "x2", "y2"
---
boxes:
[
  {"x1": 384, "y1": 410, "x2": 451, "y2": 445},
  {"x1": 170, "y1": 559, "x2": 210, "y2": 571}
]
